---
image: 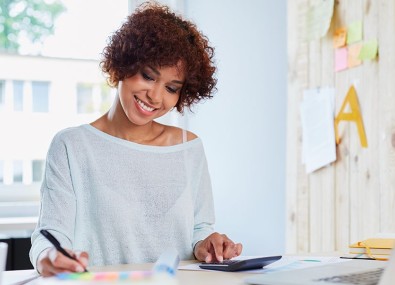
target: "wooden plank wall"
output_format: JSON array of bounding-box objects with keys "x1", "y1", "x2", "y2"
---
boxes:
[{"x1": 286, "y1": 0, "x2": 395, "y2": 254}]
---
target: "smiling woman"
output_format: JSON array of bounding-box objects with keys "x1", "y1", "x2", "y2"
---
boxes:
[{"x1": 29, "y1": 2, "x2": 242, "y2": 277}]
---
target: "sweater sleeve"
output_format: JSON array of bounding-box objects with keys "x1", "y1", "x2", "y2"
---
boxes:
[
  {"x1": 29, "y1": 132, "x2": 77, "y2": 270},
  {"x1": 192, "y1": 148, "x2": 215, "y2": 248}
]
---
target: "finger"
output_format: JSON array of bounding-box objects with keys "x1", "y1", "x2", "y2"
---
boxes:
[
  {"x1": 193, "y1": 241, "x2": 208, "y2": 262},
  {"x1": 49, "y1": 247, "x2": 85, "y2": 273},
  {"x1": 75, "y1": 251, "x2": 89, "y2": 268},
  {"x1": 210, "y1": 237, "x2": 224, "y2": 262},
  {"x1": 235, "y1": 243, "x2": 243, "y2": 256},
  {"x1": 40, "y1": 256, "x2": 73, "y2": 277},
  {"x1": 205, "y1": 252, "x2": 212, "y2": 263},
  {"x1": 222, "y1": 241, "x2": 237, "y2": 259}
]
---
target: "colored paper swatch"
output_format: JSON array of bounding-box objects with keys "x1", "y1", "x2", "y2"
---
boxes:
[
  {"x1": 56, "y1": 271, "x2": 153, "y2": 281},
  {"x1": 333, "y1": 27, "x2": 347, "y2": 48},
  {"x1": 358, "y1": 39, "x2": 378, "y2": 60},
  {"x1": 347, "y1": 21, "x2": 363, "y2": 44},
  {"x1": 347, "y1": 44, "x2": 362, "y2": 68},
  {"x1": 335, "y1": 47, "x2": 348, "y2": 72}
]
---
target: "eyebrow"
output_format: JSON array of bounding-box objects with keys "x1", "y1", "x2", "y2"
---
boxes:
[{"x1": 147, "y1": 66, "x2": 184, "y2": 85}]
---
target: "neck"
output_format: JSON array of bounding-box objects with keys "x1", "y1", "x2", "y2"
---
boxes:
[{"x1": 95, "y1": 96, "x2": 160, "y2": 144}]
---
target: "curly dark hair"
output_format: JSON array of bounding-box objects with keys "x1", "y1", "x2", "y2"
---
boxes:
[{"x1": 100, "y1": 1, "x2": 217, "y2": 113}]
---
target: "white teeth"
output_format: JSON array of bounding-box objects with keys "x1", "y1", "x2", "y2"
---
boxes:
[{"x1": 136, "y1": 97, "x2": 155, "y2": 112}]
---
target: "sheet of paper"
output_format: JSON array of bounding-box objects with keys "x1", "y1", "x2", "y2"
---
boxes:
[
  {"x1": 300, "y1": 88, "x2": 336, "y2": 173},
  {"x1": 178, "y1": 256, "x2": 349, "y2": 274},
  {"x1": 347, "y1": 21, "x2": 363, "y2": 44},
  {"x1": 2, "y1": 269, "x2": 39, "y2": 285},
  {"x1": 305, "y1": 0, "x2": 334, "y2": 41}
]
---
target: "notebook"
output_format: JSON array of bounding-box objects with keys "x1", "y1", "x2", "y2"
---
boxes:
[
  {"x1": 245, "y1": 247, "x2": 395, "y2": 285},
  {"x1": 349, "y1": 238, "x2": 395, "y2": 256}
]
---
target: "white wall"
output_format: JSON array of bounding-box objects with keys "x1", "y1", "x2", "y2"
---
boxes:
[{"x1": 185, "y1": 0, "x2": 287, "y2": 256}]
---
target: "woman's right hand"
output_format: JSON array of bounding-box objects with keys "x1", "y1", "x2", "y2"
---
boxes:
[{"x1": 37, "y1": 247, "x2": 89, "y2": 277}]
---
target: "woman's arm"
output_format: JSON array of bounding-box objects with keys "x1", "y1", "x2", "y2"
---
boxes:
[
  {"x1": 191, "y1": 145, "x2": 242, "y2": 262},
  {"x1": 29, "y1": 132, "x2": 88, "y2": 276}
]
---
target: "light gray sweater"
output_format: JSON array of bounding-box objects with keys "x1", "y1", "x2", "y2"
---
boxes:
[{"x1": 30, "y1": 124, "x2": 215, "y2": 268}]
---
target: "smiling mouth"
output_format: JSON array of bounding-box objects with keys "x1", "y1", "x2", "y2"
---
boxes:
[{"x1": 134, "y1": 96, "x2": 157, "y2": 112}]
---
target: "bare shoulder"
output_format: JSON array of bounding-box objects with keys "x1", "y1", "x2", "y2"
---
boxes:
[{"x1": 164, "y1": 125, "x2": 198, "y2": 144}]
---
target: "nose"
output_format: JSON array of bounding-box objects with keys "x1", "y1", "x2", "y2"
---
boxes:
[{"x1": 147, "y1": 85, "x2": 164, "y2": 105}]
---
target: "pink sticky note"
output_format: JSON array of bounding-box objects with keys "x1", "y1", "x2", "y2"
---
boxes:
[{"x1": 335, "y1": 47, "x2": 348, "y2": 72}]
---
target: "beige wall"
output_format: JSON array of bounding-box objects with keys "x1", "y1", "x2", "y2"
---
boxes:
[{"x1": 286, "y1": 0, "x2": 395, "y2": 254}]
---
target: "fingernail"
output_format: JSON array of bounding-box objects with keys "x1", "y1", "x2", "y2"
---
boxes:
[
  {"x1": 218, "y1": 256, "x2": 223, "y2": 262},
  {"x1": 76, "y1": 265, "x2": 84, "y2": 272}
]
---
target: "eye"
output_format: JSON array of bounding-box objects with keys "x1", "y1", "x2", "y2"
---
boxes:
[
  {"x1": 166, "y1": 86, "x2": 178, "y2": 94},
  {"x1": 142, "y1": 72, "x2": 154, "y2": 81}
]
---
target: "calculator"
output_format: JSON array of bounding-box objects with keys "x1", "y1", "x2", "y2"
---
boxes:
[{"x1": 199, "y1": 255, "x2": 282, "y2": 272}]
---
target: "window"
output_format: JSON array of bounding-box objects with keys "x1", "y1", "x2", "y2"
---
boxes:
[
  {"x1": 13, "y1": 80, "x2": 24, "y2": 111},
  {"x1": 0, "y1": 81, "x2": 5, "y2": 111},
  {"x1": 13, "y1": 160, "x2": 23, "y2": 183},
  {"x1": 100, "y1": 84, "x2": 114, "y2": 114},
  {"x1": 32, "y1": 160, "x2": 45, "y2": 182},
  {"x1": 0, "y1": 161, "x2": 3, "y2": 183},
  {"x1": 0, "y1": 1, "x2": 129, "y2": 205},
  {"x1": 32, "y1": 81, "x2": 49, "y2": 113},
  {"x1": 77, "y1": 84, "x2": 94, "y2": 114}
]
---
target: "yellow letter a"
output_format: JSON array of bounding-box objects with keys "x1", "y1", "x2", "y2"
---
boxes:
[{"x1": 334, "y1": 85, "x2": 368, "y2": 148}]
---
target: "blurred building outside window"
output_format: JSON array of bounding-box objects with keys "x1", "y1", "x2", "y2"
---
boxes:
[{"x1": 0, "y1": 0, "x2": 128, "y2": 208}]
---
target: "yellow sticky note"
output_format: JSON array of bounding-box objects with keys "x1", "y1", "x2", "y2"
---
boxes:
[
  {"x1": 335, "y1": 86, "x2": 368, "y2": 148},
  {"x1": 347, "y1": 44, "x2": 362, "y2": 68},
  {"x1": 333, "y1": 27, "x2": 347, "y2": 48},
  {"x1": 347, "y1": 21, "x2": 363, "y2": 44},
  {"x1": 358, "y1": 39, "x2": 378, "y2": 60}
]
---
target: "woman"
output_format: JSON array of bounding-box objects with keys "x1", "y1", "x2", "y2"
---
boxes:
[{"x1": 30, "y1": 2, "x2": 242, "y2": 276}]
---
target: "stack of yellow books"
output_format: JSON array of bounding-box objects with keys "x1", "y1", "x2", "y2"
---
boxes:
[{"x1": 349, "y1": 238, "x2": 395, "y2": 260}]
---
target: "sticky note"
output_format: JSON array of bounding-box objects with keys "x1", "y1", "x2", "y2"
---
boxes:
[
  {"x1": 358, "y1": 39, "x2": 378, "y2": 60},
  {"x1": 347, "y1": 44, "x2": 362, "y2": 68},
  {"x1": 333, "y1": 27, "x2": 347, "y2": 48},
  {"x1": 347, "y1": 21, "x2": 363, "y2": 44},
  {"x1": 335, "y1": 47, "x2": 348, "y2": 72}
]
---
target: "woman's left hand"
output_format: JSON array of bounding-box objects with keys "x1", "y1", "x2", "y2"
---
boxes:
[{"x1": 194, "y1": 232, "x2": 243, "y2": 262}]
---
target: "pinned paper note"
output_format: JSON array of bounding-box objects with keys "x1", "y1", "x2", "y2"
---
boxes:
[
  {"x1": 333, "y1": 27, "x2": 347, "y2": 48},
  {"x1": 335, "y1": 86, "x2": 368, "y2": 148},
  {"x1": 347, "y1": 21, "x2": 363, "y2": 44},
  {"x1": 347, "y1": 44, "x2": 362, "y2": 68},
  {"x1": 359, "y1": 39, "x2": 378, "y2": 60},
  {"x1": 306, "y1": 0, "x2": 335, "y2": 41},
  {"x1": 335, "y1": 48, "x2": 348, "y2": 72},
  {"x1": 301, "y1": 87, "x2": 336, "y2": 173}
]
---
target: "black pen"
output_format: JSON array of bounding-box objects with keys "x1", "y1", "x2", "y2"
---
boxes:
[
  {"x1": 340, "y1": 256, "x2": 375, "y2": 260},
  {"x1": 40, "y1": 229, "x2": 88, "y2": 272}
]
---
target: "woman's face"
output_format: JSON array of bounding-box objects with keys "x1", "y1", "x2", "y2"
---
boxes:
[{"x1": 118, "y1": 64, "x2": 185, "y2": 126}]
